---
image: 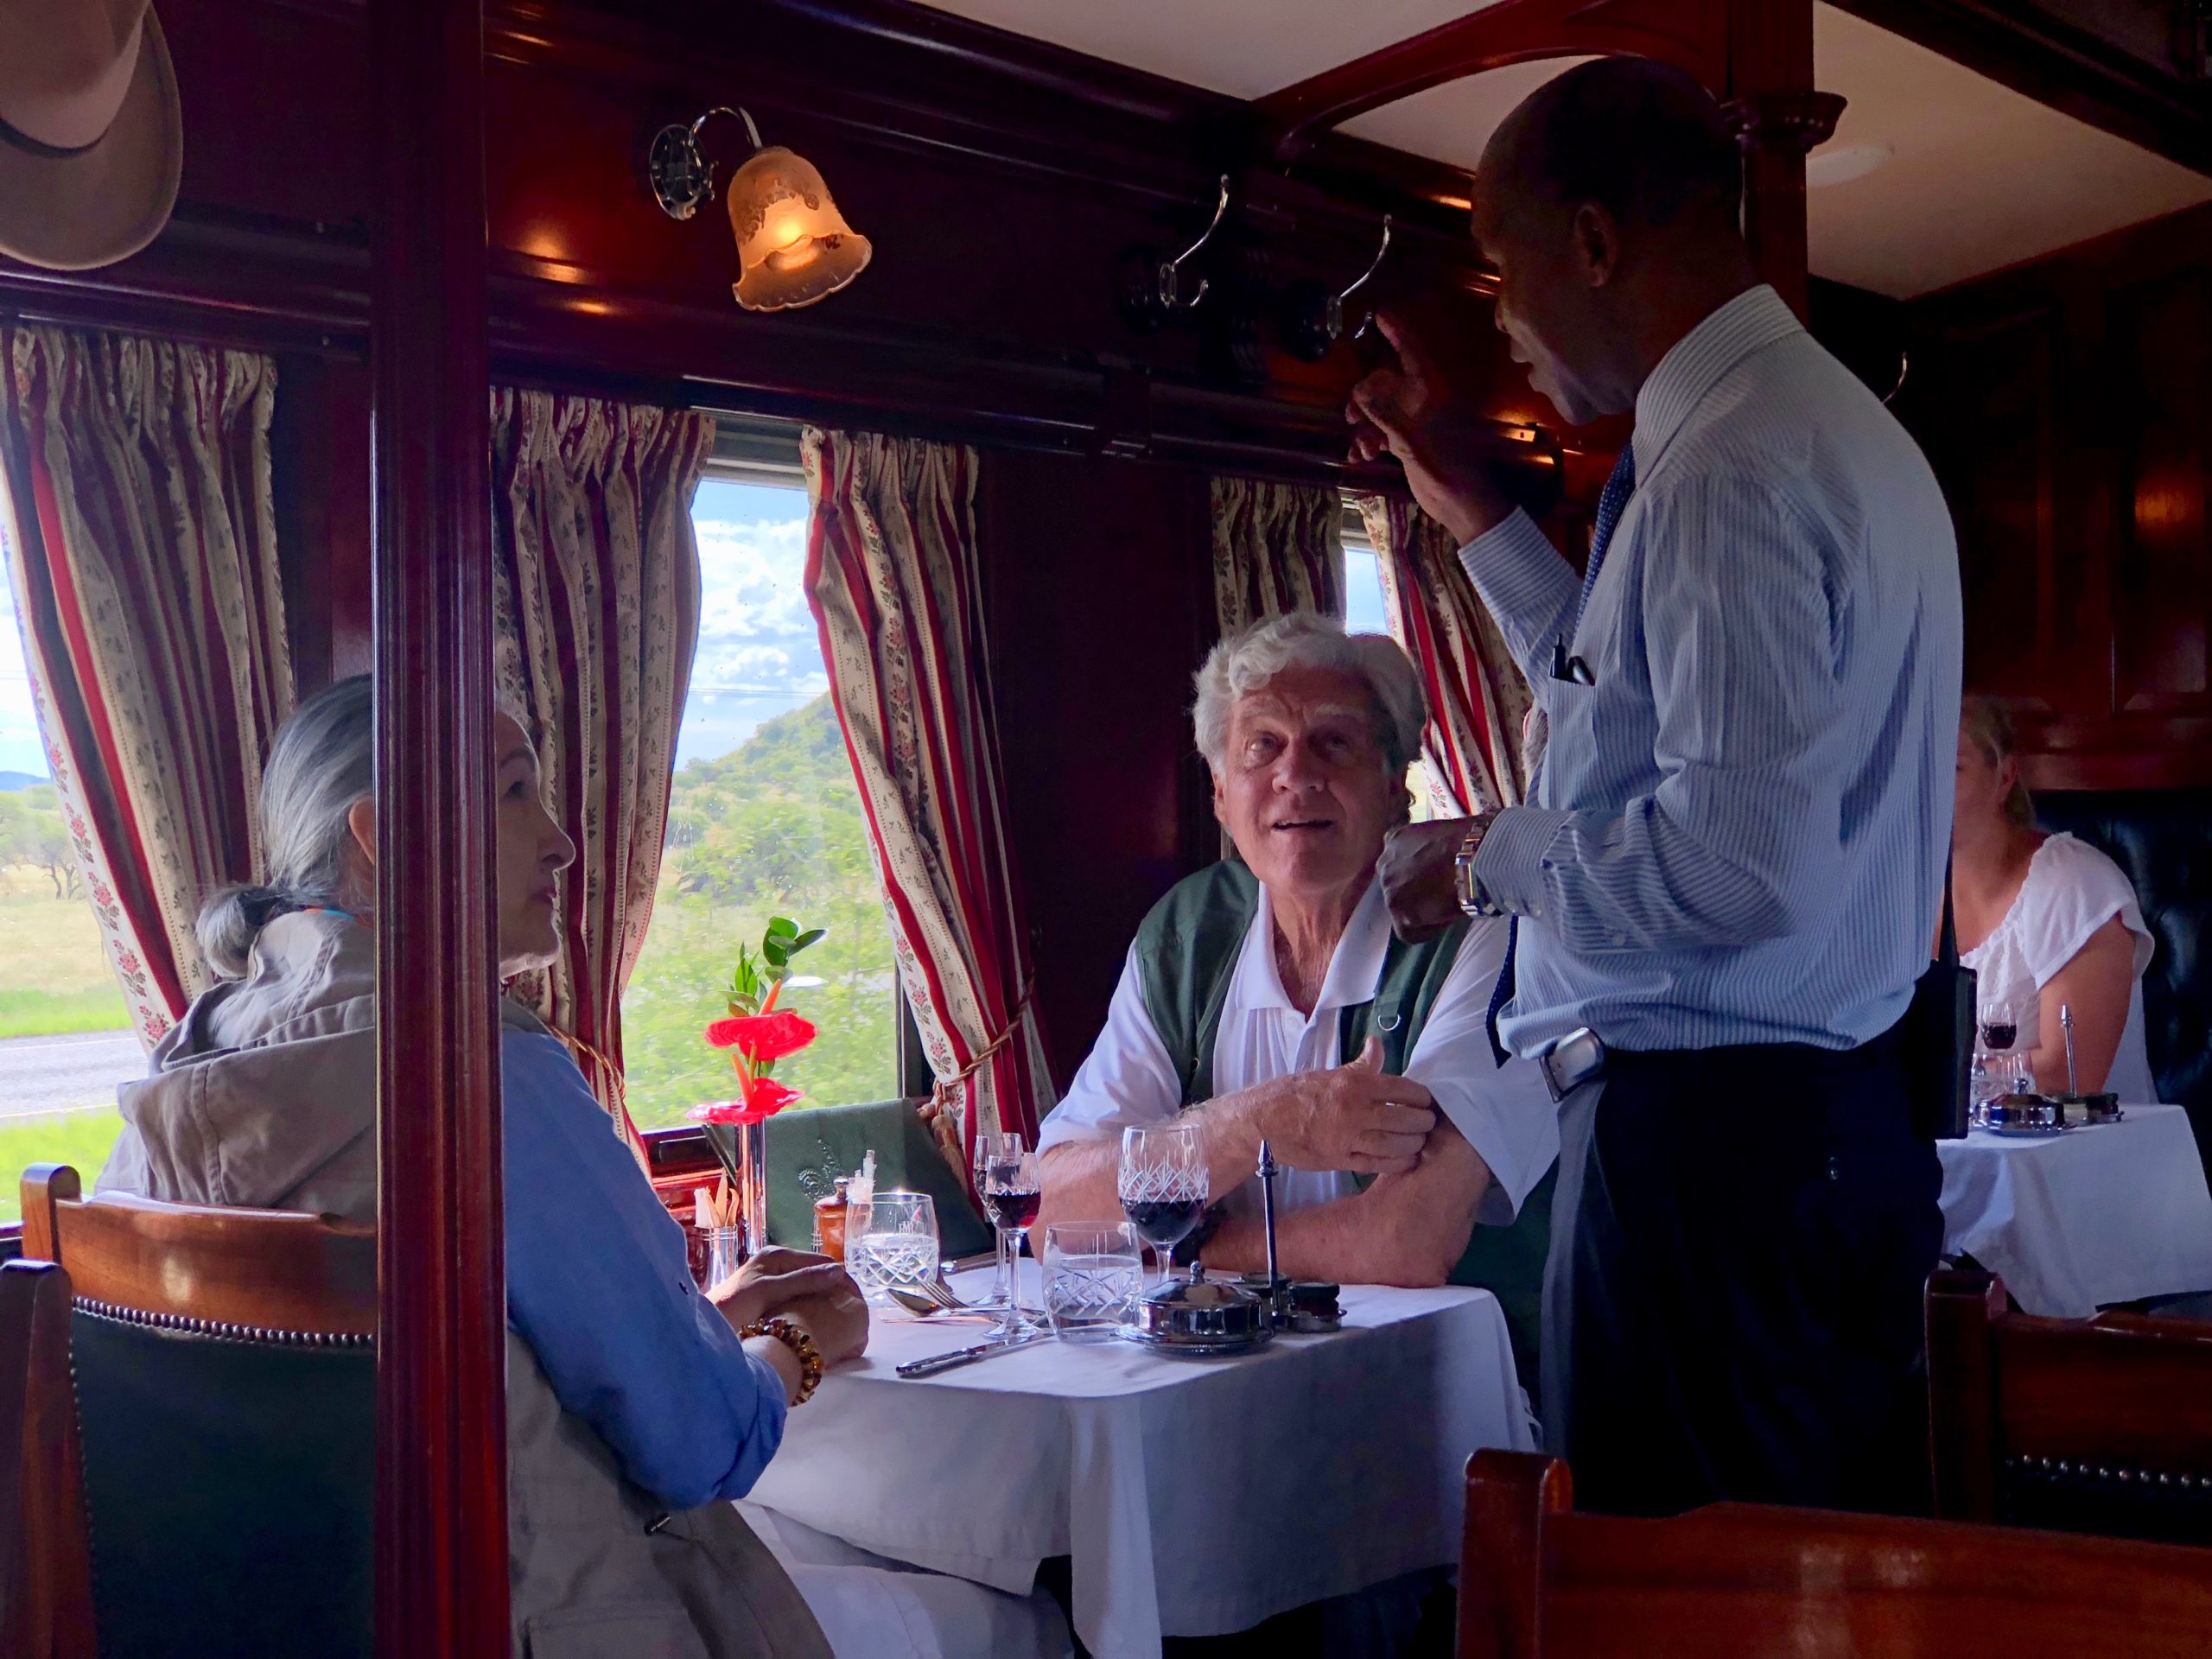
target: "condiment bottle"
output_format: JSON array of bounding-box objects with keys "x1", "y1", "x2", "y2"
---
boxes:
[{"x1": 813, "y1": 1177, "x2": 853, "y2": 1262}]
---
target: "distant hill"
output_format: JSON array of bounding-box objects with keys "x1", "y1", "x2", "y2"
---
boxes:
[{"x1": 0, "y1": 772, "x2": 46, "y2": 792}]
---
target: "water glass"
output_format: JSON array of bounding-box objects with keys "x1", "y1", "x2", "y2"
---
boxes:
[
  {"x1": 1042, "y1": 1223, "x2": 1142, "y2": 1343},
  {"x1": 848, "y1": 1191, "x2": 939, "y2": 1310}
]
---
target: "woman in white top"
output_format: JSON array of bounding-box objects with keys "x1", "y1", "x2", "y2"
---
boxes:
[{"x1": 1952, "y1": 696, "x2": 2160, "y2": 1102}]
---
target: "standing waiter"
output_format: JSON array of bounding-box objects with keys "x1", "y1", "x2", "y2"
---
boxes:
[{"x1": 1351, "y1": 57, "x2": 1961, "y2": 1515}]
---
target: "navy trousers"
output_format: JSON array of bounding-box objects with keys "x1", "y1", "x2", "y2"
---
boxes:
[{"x1": 1540, "y1": 1022, "x2": 1943, "y2": 1516}]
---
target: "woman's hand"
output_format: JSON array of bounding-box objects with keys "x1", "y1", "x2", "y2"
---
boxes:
[
  {"x1": 711, "y1": 1245, "x2": 850, "y2": 1331},
  {"x1": 774, "y1": 1274, "x2": 871, "y2": 1368}
]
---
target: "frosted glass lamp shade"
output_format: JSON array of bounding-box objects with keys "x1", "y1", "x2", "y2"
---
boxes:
[{"x1": 726, "y1": 145, "x2": 871, "y2": 312}]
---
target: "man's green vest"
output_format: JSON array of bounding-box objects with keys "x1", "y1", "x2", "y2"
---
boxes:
[{"x1": 1129, "y1": 860, "x2": 1552, "y2": 1383}]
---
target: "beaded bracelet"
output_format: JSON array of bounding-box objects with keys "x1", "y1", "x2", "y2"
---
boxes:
[{"x1": 743, "y1": 1316, "x2": 824, "y2": 1406}]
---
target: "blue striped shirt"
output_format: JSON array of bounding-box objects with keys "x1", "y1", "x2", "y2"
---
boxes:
[{"x1": 1464, "y1": 284, "x2": 1962, "y2": 1055}]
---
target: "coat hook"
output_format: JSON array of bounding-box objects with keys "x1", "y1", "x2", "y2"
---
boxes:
[
  {"x1": 1334, "y1": 214, "x2": 1392, "y2": 342},
  {"x1": 1157, "y1": 175, "x2": 1231, "y2": 311}
]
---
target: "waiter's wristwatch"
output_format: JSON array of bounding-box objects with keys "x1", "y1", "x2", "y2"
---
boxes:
[{"x1": 1453, "y1": 814, "x2": 1503, "y2": 918}]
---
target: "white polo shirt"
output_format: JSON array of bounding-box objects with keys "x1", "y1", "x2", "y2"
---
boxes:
[{"x1": 1037, "y1": 876, "x2": 1560, "y2": 1226}]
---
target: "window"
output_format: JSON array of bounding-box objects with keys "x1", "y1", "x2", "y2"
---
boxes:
[
  {"x1": 0, "y1": 509, "x2": 139, "y2": 1224},
  {"x1": 619, "y1": 451, "x2": 901, "y2": 1128},
  {"x1": 1341, "y1": 499, "x2": 1440, "y2": 821}
]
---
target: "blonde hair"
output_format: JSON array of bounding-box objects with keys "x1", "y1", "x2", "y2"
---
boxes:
[{"x1": 1961, "y1": 694, "x2": 2034, "y2": 828}]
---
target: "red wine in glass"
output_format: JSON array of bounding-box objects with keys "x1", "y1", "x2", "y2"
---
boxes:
[
  {"x1": 984, "y1": 1186, "x2": 1042, "y2": 1230},
  {"x1": 1122, "y1": 1196, "x2": 1205, "y2": 1254},
  {"x1": 1981, "y1": 1020, "x2": 2018, "y2": 1051}
]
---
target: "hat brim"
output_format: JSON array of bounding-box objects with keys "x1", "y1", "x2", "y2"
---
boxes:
[{"x1": 0, "y1": 8, "x2": 181, "y2": 273}]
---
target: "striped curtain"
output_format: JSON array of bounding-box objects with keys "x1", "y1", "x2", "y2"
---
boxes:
[
  {"x1": 802, "y1": 429, "x2": 1052, "y2": 1149},
  {"x1": 0, "y1": 326, "x2": 293, "y2": 1046},
  {"x1": 1353, "y1": 493, "x2": 1533, "y2": 815},
  {"x1": 1211, "y1": 475, "x2": 1344, "y2": 633},
  {"x1": 490, "y1": 389, "x2": 711, "y2": 1147}
]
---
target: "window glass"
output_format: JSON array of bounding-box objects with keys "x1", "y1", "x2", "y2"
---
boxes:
[
  {"x1": 0, "y1": 512, "x2": 135, "y2": 1224},
  {"x1": 1342, "y1": 509, "x2": 1440, "y2": 821},
  {"x1": 620, "y1": 473, "x2": 899, "y2": 1128}
]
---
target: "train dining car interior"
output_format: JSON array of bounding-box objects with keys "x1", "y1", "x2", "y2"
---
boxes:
[{"x1": 5, "y1": 0, "x2": 2212, "y2": 1653}]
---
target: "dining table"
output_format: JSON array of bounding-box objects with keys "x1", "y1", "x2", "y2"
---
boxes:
[
  {"x1": 1938, "y1": 1101, "x2": 2212, "y2": 1318},
  {"x1": 741, "y1": 1260, "x2": 1537, "y2": 1659}
]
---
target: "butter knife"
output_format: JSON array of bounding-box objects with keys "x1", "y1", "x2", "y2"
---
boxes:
[{"x1": 896, "y1": 1329, "x2": 1052, "y2": 1378}]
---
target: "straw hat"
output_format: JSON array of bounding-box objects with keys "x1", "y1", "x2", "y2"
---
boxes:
[{"x1": 0, "y1": 0, "x2": 181, "y2": 270}]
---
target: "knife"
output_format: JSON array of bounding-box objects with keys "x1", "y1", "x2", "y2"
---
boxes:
[{"x1": 896, "y1": 1329, "x2": 1053, "y2": 1378}]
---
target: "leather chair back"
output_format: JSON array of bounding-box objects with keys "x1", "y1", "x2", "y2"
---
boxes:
[
  {"x1": 2035, "y1": 791, "x2": 2212, "y2": 1144},
  {"x1": 1460, "y1": 1448, "x2": 2212, "y2": 1657},
  {"x1": 19, "y1": 1165, "x2": 374, "y2": 1659},
  {"x1": 0, "y1": 1259, "x2": 92, "y2": 1659},
  {"x1": 1927, "y1": 1268, "x2": 2212, "y2": 1544}
]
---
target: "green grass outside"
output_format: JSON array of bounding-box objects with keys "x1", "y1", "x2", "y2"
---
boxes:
[
  {"x1": 0, "y1": 1110, "x2": 125, "y2": 1227},
  {"x1": 0, "y1": 986, "x2": 131, "y2": 1038},
  {"x1": 0, "y1": 874, "x2": 128, "y2": 1039}
]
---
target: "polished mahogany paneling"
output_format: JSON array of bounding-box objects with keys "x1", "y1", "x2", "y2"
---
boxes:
[
  {"x1": 977, "y1": 451, "x2": 1214, "y2": 1090},
  {"x1": 2110, "y1": 271, "x2": 2212, "y2": 719},
  {"x1": 369, "y1": 0, "x2": 510, "y2": 1651},
  {"x1": 1907, "y1": 199, "x2": 2212, "y2": 787},
  {"x1": 269, "y1": 355, "x2": 374, "y2": 693}
]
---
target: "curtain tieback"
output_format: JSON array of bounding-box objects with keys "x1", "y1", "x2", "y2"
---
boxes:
[{"x1": 929, "y1": 984, "x2": 1036, "y2": 1117}]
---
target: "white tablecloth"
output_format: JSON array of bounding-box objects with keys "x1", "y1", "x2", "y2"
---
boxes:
[
  {"x1": 743, "y1": 1262, "x2": 1535, "y2": 1659},
  {"x1": 1939, "y1": 1102, "x2": 2212, "y2": 1317}
]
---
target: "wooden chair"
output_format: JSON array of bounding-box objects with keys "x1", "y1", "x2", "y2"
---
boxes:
[
  {"x1": 1459, "y1": 1449, "x2": 2212, "y2": 1659},
  {"x1": 0, "y1": 1259, "x2": 93, "y2": 1659},
  {"x1": 20, "y1": 1164, "x2": 377, "y2": 1659},
  {"x1": 1927, "y1": 1267, "x2": 2212, "y2": 1542}
]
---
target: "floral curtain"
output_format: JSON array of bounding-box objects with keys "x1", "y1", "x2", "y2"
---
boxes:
[
  {"x1": 1352, "y1": 493, "x2": 1534, "y2": 814},
  {"x1": 1211, "y1": 475, "x2": 1344, "y2": 633},
  {"x1": 490, "y1": 389, "x2": 711, "y2": 1147},
  {"x1": 0, "y1": 326, "x2": 292, "y2": 1046},
  {"x1": 802, "y1": 429, "x2": 1052, "y2": 1149}
]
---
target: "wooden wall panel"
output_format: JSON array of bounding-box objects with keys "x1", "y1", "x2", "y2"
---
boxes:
[
  {"x1": 2111, "y1": 271, "x2": 2212, "y2": 719},
  {"x1": 979, "y1": 451, "x2": 1214, "y2": 1092},
  {"x1": 1908, "y1": 200, "x2": 2212, "y2": 788}
]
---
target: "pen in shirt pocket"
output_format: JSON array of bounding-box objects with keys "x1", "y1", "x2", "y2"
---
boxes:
[{"x1": 1551, "y1": 637, "x2": 1596, "y2": 685}]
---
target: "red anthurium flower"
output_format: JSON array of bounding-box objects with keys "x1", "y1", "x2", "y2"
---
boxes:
[
  {"x1": 705, "y1": 1010, "x2": 818, "y2": 1063},
  {"x1": 736, "y1": 1073, "x2": 804, "y2": 1122},
  {"x1": 687, "y1": 1099, "x2": 750, "y2": 1127}
]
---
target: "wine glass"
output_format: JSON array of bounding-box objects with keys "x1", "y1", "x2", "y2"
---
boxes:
[
  {"x1": 970, "y1": 1133, "x2": 1013, "y2": 1311},
  {"x1": 1118, "y1": 1122, "x2": 1209, "y2": 1286},
  {"x1": 975, "y1": 1134, "x2": 1042, "y2": 1338},
  {"x1": 1977, "y1": 995, "x2": 2032, "y2": 1101}
]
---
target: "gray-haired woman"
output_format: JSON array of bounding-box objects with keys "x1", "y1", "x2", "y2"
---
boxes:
[
  {"x1": 1034, "y1": 612, "x2": 1558, "y2": 1374},
  {"x1": 92, "y1": 677, "x2": 1069, "y2": 1659}
]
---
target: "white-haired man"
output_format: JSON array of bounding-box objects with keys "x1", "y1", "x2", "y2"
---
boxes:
[{"x1": 1034, "y1": 613, "x2": 1558, "y2": 1375}]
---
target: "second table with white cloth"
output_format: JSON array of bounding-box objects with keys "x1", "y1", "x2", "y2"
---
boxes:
[
  {"x1": 741, "y1": 1261, "x2": 1536, "y2": 1659},
  {"x1": 1939, "y1": 1102, "x2": 2212, "y2": 1317}
]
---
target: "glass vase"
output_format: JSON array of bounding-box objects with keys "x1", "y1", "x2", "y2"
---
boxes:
[
  {"x1": 706, "y1": 1224, "x2": 746, "y2": 1289},
  {"x1": 738, "y1": 1117, "x2": 769, "y2": 1258}
]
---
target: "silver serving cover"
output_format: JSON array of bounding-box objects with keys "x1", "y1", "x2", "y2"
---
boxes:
[{"x1": 1128, "y1": 1262, "x2": 1273, "y2": 1350}]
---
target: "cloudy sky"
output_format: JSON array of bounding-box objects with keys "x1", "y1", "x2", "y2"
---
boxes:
[{"x1": 0, "y1": 477, "x2": 1391, "y2": 781}]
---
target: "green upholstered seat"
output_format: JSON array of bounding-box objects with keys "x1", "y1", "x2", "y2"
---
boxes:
[
  {"x1": 70, "y1": 1306, "x2": 375, "y2": 1659},
  {"x1": 761, "y1": 1099, "x2": 994, "y2": 1260}
]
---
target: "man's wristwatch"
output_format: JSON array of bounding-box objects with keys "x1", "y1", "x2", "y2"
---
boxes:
[{"x1": 1454, "y1": 815, "x2": 1503, "y2": 918}]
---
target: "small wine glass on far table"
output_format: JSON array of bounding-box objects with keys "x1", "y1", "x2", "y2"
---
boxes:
[
  {"x1": 971, "y1": 1132, "x2": 1012, "y2": 1310},
  {"x1": 976, "y1": 1132, "x2": 1042, "y2": 1338},
  {"x1": 1118, "y1": 1122, "x2": 1210, "y2": 1286}
]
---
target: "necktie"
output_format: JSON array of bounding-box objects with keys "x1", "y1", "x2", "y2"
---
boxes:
[{"x1": 1484, "y1": 446, "x2": 1637, "y2": 1064}]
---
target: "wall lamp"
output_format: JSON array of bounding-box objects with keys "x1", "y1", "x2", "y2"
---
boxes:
[{"x1": 647, "y1": 105, "x2": 871, "y2": 313}]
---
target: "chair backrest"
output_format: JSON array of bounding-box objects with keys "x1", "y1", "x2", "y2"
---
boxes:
[
  {"x1": 0, "y1": 1259, "x2": 94, "y2": 1659},
  {"x1": 19, "y1": 1164, "x2": 377, "y2": 1659},
  {"x1": 760, "y1": 1098, "x2": 994, "y2": 1258},
  {"x1": 1459, "y1": 1449, "x2": 2212, "y2": 1659},
  {"x1": 1926, "y1": 1268, "x2": 2212, "y2": 1542}
]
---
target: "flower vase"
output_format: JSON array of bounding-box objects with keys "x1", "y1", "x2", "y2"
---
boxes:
[{"x1": 739, "y1": 1117, "x2": 769, "y2": 1256}]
